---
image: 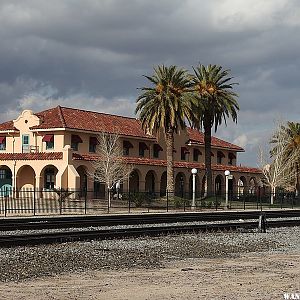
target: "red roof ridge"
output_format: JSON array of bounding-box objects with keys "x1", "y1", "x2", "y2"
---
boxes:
[
  {"x1": 59, "y1": 105, "x2": 138, "y2": 121},
  {"x1": 57, "y1": 105, "x2": 67, "y2": 127}
]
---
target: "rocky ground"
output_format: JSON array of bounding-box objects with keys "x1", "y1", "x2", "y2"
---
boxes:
[{"x1": 0, "y1": 227, "x2": 299, "y2": 299}]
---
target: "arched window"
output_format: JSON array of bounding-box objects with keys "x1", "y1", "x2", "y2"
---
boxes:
[{"x1": 44, "y1": 168, "x2": 56, "y2": 189}]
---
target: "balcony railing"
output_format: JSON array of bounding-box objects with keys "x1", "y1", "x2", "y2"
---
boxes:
[{"x1": 22, "y1": 145, "x2": 39, "y2": 153}]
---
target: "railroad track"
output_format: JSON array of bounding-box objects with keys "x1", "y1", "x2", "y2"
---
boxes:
[
  {"x1": 1, "y1": 209, "x2": 300, "y2": 231},
  {"x1": 0, "y1": 218, "x2": 299, "y2": 248}
]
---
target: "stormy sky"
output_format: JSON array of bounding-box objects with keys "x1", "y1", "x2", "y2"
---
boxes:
[{"x1": 0, "y1": 0, "x2": 300, "y2": 166}]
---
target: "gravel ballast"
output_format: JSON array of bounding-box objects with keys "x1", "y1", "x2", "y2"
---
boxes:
[{"x1": 0, "y1": 226, "x2": 299, "y2": 282}]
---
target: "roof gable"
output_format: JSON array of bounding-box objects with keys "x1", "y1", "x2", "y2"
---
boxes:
[
  {"x1": 187, "y1": 128, "x2": 244, "y2": 152},
  {"x1": 31, "y1": 106, "x2": 154, "y2": 139}
]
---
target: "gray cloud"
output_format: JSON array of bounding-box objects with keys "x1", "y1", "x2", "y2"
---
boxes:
[{"x1": 0, "y1": 0, "x2": 300, "y2": 165}]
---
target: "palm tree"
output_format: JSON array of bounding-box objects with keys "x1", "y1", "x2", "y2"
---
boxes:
[
  {"x1": 135, "y1": 65, "x2": 193, "y2": 193},
  {"x1": 272, "y1": 121, "x2": 300, "y2": 195},
  {"x1": 190, "y1": 64, "x2": 239, "y2": 196}
]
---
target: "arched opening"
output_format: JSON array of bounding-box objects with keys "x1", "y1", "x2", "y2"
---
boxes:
[
  {"x1": 40, "y1": 165, "x2": 58, "y2": 190},
  {"x1": 249, "y1": 177, "x2": 257, "y2": 194},
  {"x1": 145, "y1": 170, "x2": 157, "y2": 193},
  {"x1": 17, "y1": 165, "x2": 36, "y2": 190},
  {"x1": 189, "y1": 173, "x2": 199, "y2": 198},
  {"x1": 238, "y1": 176, "x2": 247, "y2": 196},
  {"x1": 129, "y1": 169, "x2": 140, "y2": 192},
  {"x1": 0, "y1": 166, "x2": 12, "y2": 197},
  {"x1": 160, "y1": 171, "x2": 167, "y2": 196},
  {"x1": 0, "y1": 166, "x2": 12, "y2": 189},
  {"x1": 76, "y1": 165, "x2": 88, "y2": 196},
  {"x1": 215, "y1": 174, "x2": 224, "y2": 195},
  {"x1": 175, "y1": 172, "x2": 186, "y2": 197}
]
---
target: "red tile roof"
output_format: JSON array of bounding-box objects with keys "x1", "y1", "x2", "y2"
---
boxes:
[
  {"x1": 0, "y1": 152, "x2": 63, "y2": 161},
  {"x1": 73, "y1": 153, "x2": 261, "y2": 174},
  {"x1": 31, "y1": 106, "x2": 155, "y2": 139},
  {"x1": 0, "y1": 106, "x2": 244, "y2": 153},
  {"x1": 0, "y1": 121, "x2": 18, "y2": 132},
  {"x1": 187, "y1": 128, "x2": 244, "y2": 152}
]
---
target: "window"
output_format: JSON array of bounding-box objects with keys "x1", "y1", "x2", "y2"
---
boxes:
[
  {"x1": 139, "y1": 142, "x2": 149, "y2": 157},
  {"x1": 0, "y1": 168, "x2": 12, "y2": 181},
  {"x1": 123, "y1": 147, "x2": 129, "y2": 156},
  {"x1": 22, "y1": 135, "x2": 29, "y2": 153},
  {"x1": 153, "y1": 144, "x2": 163, "y2": 158},
  {"x1": 139, "y1": 147, "x2": 145, "y2": 157},
  {"x1": 43, "y1": 135, "x2": 54, "y2": 150},
  {"x1": 0, "y1": 136, "x2": 6, "y2": 150},
  {"x1": 89, "y1": 137, "x2": 98, "y2": 153},
  {"x1": 71, "y1": 135, "x2": 83, "y2": 151},
  {"x1": 123, "y1": 140, "x2": 133, "y2": 156},
  {"x1": 228, "y1": 153, "x2": 236, "y2": 165},
  {"x1": 44, "y1": 168, "x2": 56, "y2": 189},
  {"x1": 217, "y1": 151, "x2": 225, "y2": 164},
  {"x1": 193, "y1": 149, "x2": 201, "y2": 162},
  {"x1": 181, "y1": 147, "x2": 189, "y2": 160}
]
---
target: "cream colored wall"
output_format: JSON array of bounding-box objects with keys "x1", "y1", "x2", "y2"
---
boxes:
[
  {"x1": 36, "y1": 132, "x2": 65, "y2": 152},
  {"x1": 12, "y1": 110, "x2": 40, "y2": 153}
]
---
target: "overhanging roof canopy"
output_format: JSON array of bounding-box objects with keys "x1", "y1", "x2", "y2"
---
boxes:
[
  {"x1": 181, "y1": 147, "x2": 190, "y2": 154},
  {"x1": 123, "y1": 140, "x2": 133, "y2": 148},
  {"x1": 229, "y1": 152, "x2": 236, "y2": 159},
  {"x1": 139, "y1": 142, "x2": 149, "y2": 150},
  {"x1": 89, "y1": 137, "x2": 98, "y2": 145},
  {"x1": 42, "y1": 134, "x2": 54, "y2": 142},
  {"x1": 194, "y1": 149, "x2": 202, "y2": 155},
  {"x1": 217, "y1": 151, "x2": 225, "y2": 158},
  {"x1": 71, "y1": 134, "x2": 83, "y2": 143},
  {"x1": 153, "y1": 144, "x2": 163, "y2": 151}
]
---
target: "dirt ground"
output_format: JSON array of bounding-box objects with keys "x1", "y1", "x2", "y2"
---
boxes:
[{"x1": 0, "y1": 252, "x2": 299, "y2": 300}]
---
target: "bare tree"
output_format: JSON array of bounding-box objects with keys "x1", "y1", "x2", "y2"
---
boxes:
[
  {"x1": 258, "y1": 123, "x2": 298, "y2": 204},
  {"x1": 90, "y1": 132, "x2": 132, "y2": 207}
]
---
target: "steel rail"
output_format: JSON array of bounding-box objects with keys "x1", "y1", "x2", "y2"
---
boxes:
[
  {"x1": 0, "y1": 218, "x2": 299, "y2": 247},
  {"x1": 0, "y1": 210, "x2": 300, "y2": 231}
]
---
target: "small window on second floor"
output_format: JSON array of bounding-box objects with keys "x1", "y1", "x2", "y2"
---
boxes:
[
  {"x1": 123, "y1": 140, "x2": 133, "y2": 156},
  {"x1": 217, "y1": 151, "x2": 225, "y2": 164},
  {"x1": 153, "y1": 144, "x2": 163, "y2": 158},
  {"x1": 22, "y1": 134, "x2": 30, "y2": 153},
  {"x1": 228, "y1": 153, "x2": 236, "y2": 165},
  {"x1": 43, "y1": 135, "x2": 54, "y2": 150},
  {"x1": 0, "y1": 136, "x2": 6, "y2": 151},
  {"x1": 71, "y1": 135, "x2": 83, "y2": 151},
  {"x1": 139, "y1": 142, "x2": 149, "y2": 157},
  {"x1": 181, "y1": 147, "x2": 189, "y2": 160},
  {"x1": 89, "y1": 137, "x2": 98, "y2": 153},
  {"x1": 193, "y1": 149, "x2": 202, "y2": 162}
]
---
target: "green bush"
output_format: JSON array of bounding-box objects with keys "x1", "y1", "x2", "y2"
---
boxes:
[
  {"x1": 200, "y1": 196, "x2": 222, "y2": 208},
  {"x1": 172, "y1": 196, "x2": 190, "y2": 208}
]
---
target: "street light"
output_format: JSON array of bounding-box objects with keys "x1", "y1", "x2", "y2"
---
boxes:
[
  {"x1": 191, "y1": 168, "x2": 197, "y2": 209},
  {"x1": 224, "y1": 170, "x2": 230, "y2": 208}
]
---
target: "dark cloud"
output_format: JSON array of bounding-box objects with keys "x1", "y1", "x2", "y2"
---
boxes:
[{"x1": 0, "y1": 0, "x2": 300, "y2": 165}]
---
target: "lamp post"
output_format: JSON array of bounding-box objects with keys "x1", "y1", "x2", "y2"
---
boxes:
[
  {"x1": 191, "y1": 168, "x2": 197, "y2": 209},
  {"x1": 224, "y1": 170, "x2": 230, "y2": 208}
]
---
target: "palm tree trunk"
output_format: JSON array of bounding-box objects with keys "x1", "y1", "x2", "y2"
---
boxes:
[
  {"x1": 204, "y1": 118, "x2": 213, "y2": 197},
  {"x1": 165, "y1": 129, "x2": 175, "y2": 195}
]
